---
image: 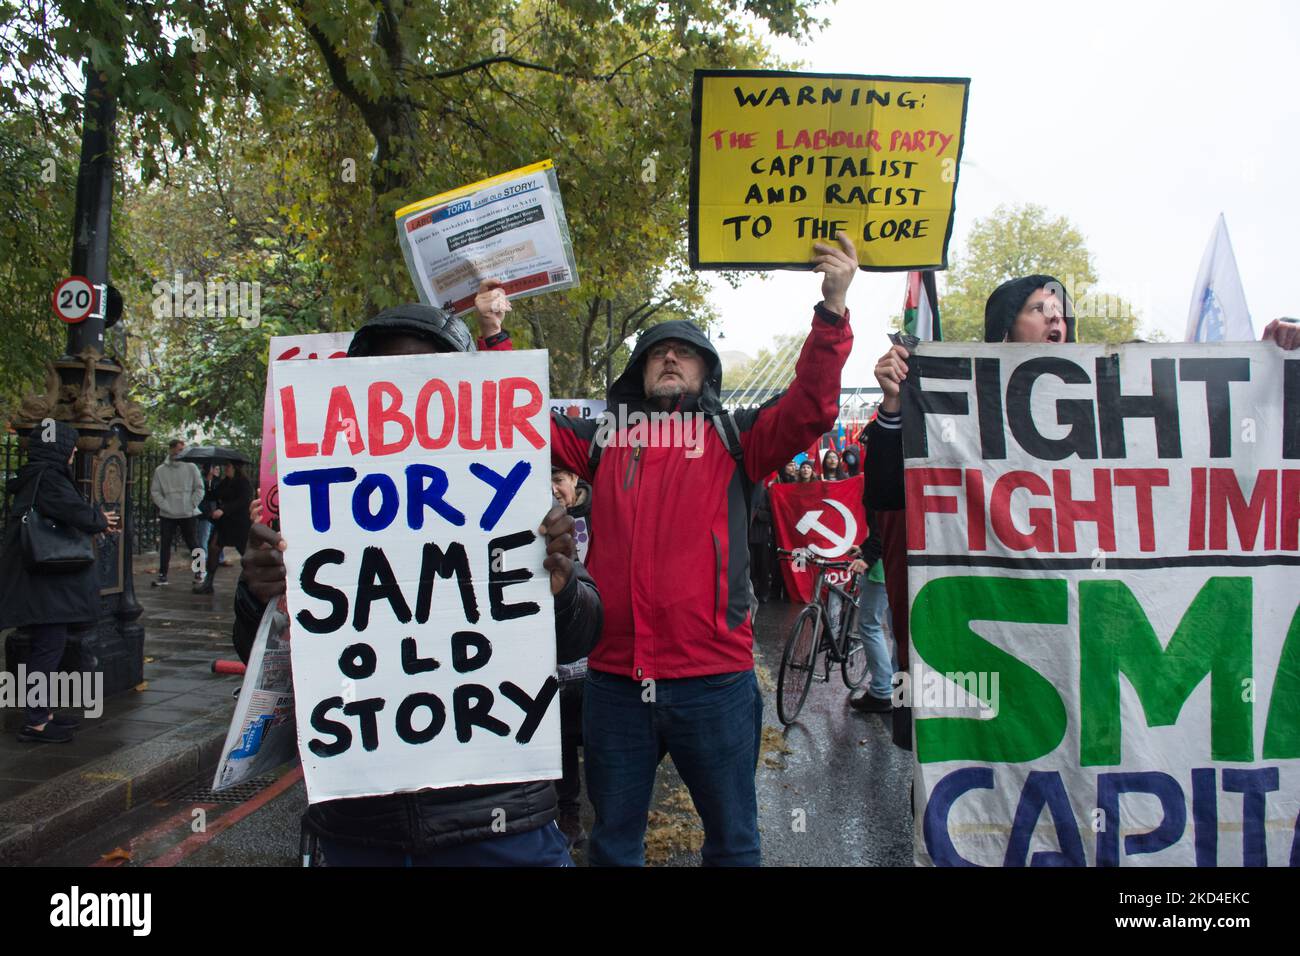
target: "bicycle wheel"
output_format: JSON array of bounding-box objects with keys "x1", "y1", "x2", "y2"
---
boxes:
[
  {"x1": 841, "y1": 635, "x2": 870, "y2": 689},
  {"x1": 777, "y1": 606, "x2": 821, "y2": 724}
]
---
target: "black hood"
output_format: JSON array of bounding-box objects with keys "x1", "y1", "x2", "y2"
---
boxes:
[
  {"x1": 983, "y1": 274, "x2": 1077, "y2": 344},
  {"x1": 607, "y1": 319, "x2": 723, "y2": 415},
  {"x1": 26, "y1": 421, "x2": 79, "y2": 464},
  {"x1": 8, "y1": 422, "x2": 78, "y2": 498},
  {"x1": 348, "y1": 303, "x2": 475, "y2": 357}
]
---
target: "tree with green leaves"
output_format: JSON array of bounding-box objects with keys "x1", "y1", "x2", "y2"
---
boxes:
[
  {"x1": 938, "y1": 203, "x2": 1147, "y2": 344},
  {"x1": 2, "y1": 0, "x2": 826, "y2": 420}
]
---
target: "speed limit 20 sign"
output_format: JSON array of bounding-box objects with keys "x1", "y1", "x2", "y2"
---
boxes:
[{"x1": 52, "y1": 276, "x2": 100, "y2": 323}]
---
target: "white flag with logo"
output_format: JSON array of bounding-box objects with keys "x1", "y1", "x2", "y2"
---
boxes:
[{"x1": 1184, "y1": 213, "x2": 1254, "y2": 343}]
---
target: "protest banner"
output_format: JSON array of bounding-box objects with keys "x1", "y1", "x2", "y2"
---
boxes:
[
  {"x1": 273, "y1": 349, "x2": 559, "y2": 802},
  {"x1": 902, "y1": 342, "x2": 1300, "y2": 866},
  {"x1": 213, "y1": 599, "x2": 297, "y2": 790},
  {"x1": 395, "y1": 160, "x2": 579, "y2": 317},
  {"x1": 258, "y1": 332, "x2": 354, "y2": 525},
  {"x1": 690, "y1": 70, "x2": 969, "y2": 271},
  {"x1": 770, "y1": 475, "x2": 865, "y2": 603}
]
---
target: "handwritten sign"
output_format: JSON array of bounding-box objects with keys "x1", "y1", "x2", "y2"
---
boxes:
[
  {"x1": 258, "y1": 332, "x2": 354, "y2": 525},
  {"x1": 690, "y1": 70, "x2": 970, "y2": 271},
  {"x1": 273, "y1": 349, "x2": 560, "y2": 803}
]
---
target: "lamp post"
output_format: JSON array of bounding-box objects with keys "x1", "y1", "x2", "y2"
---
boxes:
[{"x1": 7, "y1": 60, "x2": 151, "y2": 696}]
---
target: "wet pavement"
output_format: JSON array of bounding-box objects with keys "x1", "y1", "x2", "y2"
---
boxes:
[{"x1": 37, "y1": 596, "x2": 915, "y2": 867}]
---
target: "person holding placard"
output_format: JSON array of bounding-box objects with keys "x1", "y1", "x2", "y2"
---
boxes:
[
  {"x1": 865, "y1": 277, "x2": 1300, "y2": 753},
  {"x1": 233, "y1": 303, "x2": 603, "y2": 866},
  {"x1": 548, "y1": 234, "x2": 858, "y2": 867}
]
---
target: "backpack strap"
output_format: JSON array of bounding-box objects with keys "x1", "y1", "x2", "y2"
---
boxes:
[{"x1": 711, "y1": 411, "x2": 744, "y2": 466}]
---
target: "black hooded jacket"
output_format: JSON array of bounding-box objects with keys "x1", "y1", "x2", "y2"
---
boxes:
[{"x1": 0, "y1": 423, "x2": 107, "y2": 628}]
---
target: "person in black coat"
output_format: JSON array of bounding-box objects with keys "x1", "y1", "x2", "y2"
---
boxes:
[
  {"x1": 195, "y1": 461, "x2": 253, "y2": 593},
  {"x1": 0, "y1": 422, "x2": 119, "y2": 742}
]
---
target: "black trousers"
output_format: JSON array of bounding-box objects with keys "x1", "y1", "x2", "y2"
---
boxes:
[
  {"x1": 749, "y1": 538, "x2": 772, "y2": 600},
  {"x1": 158, "y1": 516, "x2": 198, "y2": 578},
  {"x1": 24, "y1": 623, "x2": 69, "y2": 725},
  {"x1": 767, "y1": 534, "x2": 785, "y2": 600},
  {"x1": 557, "y1": 684, "x2": 584, "y2": 810},
  {"x1": 206, "y1": 531, "x2": 247, "y2": 577}
]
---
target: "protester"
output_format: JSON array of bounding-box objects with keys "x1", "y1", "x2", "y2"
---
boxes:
[
  {"x1": 780, "y1": 460, "x2": 799, "y2": 483},
  {"x1": 841, "y1": 442, "x2": 861, "y2": 477},
  {"x1": 867, "y1": 278, "x2": 1300, "y2": 751},
  {"x1": 797, "y1": 461, "x2": 815, "y2": 482},
  {"x1": 866, "y1": 276, "x2": 1075, "y2": 748},
  {"x1": 149, "y1": 439, "x2": 203, "y2": 587},
  {"x1": 551, "y1": 465, "x2": 594, "y2": 849},
  {"x1": 195, "y1": 464, "x2": 221, "y2": 572},
  {"x1": 234, "y1": 303, "x2": 602, "y2": 866},
  {"x1": 846, "y1": 510, "x2": 893, "y2": 713},
  {"x1": 0, "y1": 423, "x2": 119, "y2": 743},
  {"x1": 194, "y1": 461, "x2": 253, "y2": 594},
  {"x1": 821, "y1": 448, "x2": 847, "y2": 480},
  {"x1": 548, "y1": 233, "x2": 857, "y2": 866}
]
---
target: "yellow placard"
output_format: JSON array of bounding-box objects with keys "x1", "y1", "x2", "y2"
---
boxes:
[{"x1": 689, "y1": 71, "x2": 970, "y2": 271}]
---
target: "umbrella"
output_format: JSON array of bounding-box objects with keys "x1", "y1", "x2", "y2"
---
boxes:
[{"x1": 177, "y1": 445, "x2": 249, "y2": 465}]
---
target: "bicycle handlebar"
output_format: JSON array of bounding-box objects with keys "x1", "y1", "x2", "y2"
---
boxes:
[{"x1": 776, "y1": 548, "x2": 857, "y2": 570}]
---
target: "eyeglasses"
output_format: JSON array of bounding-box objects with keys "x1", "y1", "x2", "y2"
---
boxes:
[{"x1": 647, "y1": 341, "x2": 699, "y2": 362}]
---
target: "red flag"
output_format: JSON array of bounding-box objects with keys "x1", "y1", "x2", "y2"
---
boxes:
[{"x1": 769, "y1": 475, "x2": 866, "y2": 603}]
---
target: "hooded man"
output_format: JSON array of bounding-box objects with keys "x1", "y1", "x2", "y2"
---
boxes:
[
  {"x1": 234, "y1": 303, "x2": 603, "y2": 866},
  {"x1": 547, "y1": 234, "x2": 859, "y2": 866}
]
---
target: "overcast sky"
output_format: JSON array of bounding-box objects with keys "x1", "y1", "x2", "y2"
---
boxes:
[{"x1": 706, "y1": 0, "x2": 1300, "y2": 387}]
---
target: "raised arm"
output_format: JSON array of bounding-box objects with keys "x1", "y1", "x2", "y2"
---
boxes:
[{"x1": 739, "y1": 235, "x2": 857, "y2": 480}]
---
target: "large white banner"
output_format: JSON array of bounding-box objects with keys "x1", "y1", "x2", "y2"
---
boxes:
[
  {"x1": 273, "y1": 349, "x2": 559, "y2": 803},
  {"x1": 904, "y1": 342, "x2": 1300, "y2": 866}
]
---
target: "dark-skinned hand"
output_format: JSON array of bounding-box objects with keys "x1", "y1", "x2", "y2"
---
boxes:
[{"x1": 539, "y1": 503, "x2": 576, "y2": 596}]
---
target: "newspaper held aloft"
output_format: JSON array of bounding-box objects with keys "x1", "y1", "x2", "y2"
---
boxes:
[
  {"x1": 395, "y1": 160, "x2": 579, "y2": 317},
  {"x1": 213, "y1": 599, "x2": 298, "y2": 790}
]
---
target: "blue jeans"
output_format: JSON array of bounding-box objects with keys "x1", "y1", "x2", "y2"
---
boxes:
[
  {"x1": 320, "y1": 821, "x2": 572, "y2": 866},
  {"x1": 856, "y1": 576, "x2": 896, "y2": 700},
  {"x1": 583, "y1": 668, "x2": 763, "y2": 867},
  {"x1": 195, "y1": 517, "x2": 212, "y2": 554}
]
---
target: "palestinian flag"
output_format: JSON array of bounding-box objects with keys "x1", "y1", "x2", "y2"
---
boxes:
[{"x1": 903, "y1": 270, "x2": 942, "y2": 341}]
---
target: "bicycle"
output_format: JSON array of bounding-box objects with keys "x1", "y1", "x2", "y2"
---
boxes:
[{"x1": 774, "y1": 548, "x2": 870, "y2": 724}]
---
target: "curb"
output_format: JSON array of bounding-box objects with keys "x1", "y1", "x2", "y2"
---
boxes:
[{"x1": 0, "y1": 713, "x2": 230, "y2": 866}]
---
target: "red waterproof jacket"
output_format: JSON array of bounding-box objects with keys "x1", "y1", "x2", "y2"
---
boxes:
[{"x1": 550, "y1": 307, "x2": 852, "y2": 679}]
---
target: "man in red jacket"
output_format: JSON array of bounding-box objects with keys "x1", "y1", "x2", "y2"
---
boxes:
[{"x1": 548, "y1": 234, "x2": 859, "y2": 865}]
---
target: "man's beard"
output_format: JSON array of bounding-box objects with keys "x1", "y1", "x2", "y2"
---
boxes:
[{"x1": 647, "y1": 381, "x2": 687, "y2": 401}]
